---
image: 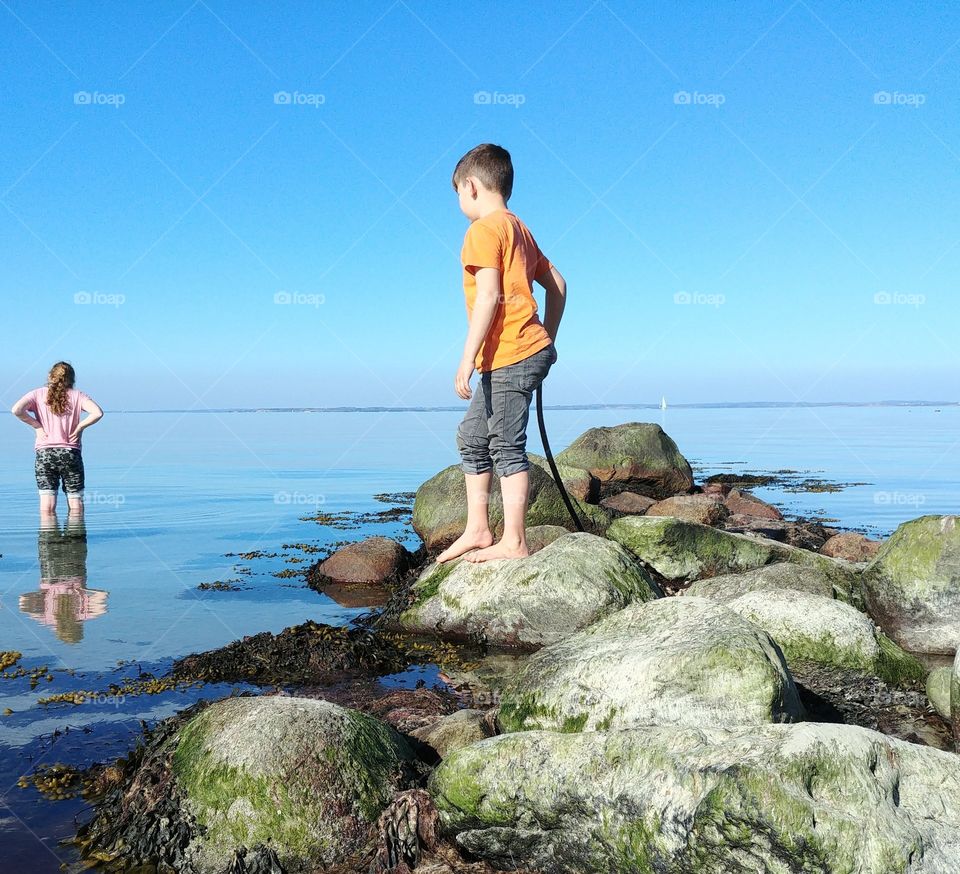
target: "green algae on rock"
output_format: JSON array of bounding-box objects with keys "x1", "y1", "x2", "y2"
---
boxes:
[
  {"x1": 722, "y1": 589, "x2": 925, "y2": 685},
  {"x1": 171, "y1": 696, "x2": 416, "y2": 872},
  {"x1": 412, "y1": 461, "x2": 610, "y2": 552},
  {"x1": 399, "y1": 532, "x2": 662, "y2": 649},
  {"x1": 496, "y1": 596, "x2": 803, "y2": 733},
  {"x1": 429, "y1": 721, "x2": 960, "y2": 873},
  {"x1": 608, "y1": 515, "x2": 864, "y2": 607},
  {"x1": 862, "y1": 514, "x2": 960, "y2": 655},
  {"x1": 554, "y1": 422, "x2": 694, "y2": 498}
]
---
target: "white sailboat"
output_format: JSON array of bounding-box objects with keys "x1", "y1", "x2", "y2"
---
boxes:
[{"x1": 660, "y1": 396, "x2": 667, "y2": 410}]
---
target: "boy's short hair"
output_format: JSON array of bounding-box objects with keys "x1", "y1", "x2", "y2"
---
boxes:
[{"x1": 452, "y1": 143, "x2": 513, "y2": 200}]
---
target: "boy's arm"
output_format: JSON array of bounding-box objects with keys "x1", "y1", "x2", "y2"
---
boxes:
[
  {"x1": 535, "y1": 265, "x2": 567, "y2": 342},
  {"x1": 455, "y1": 267, "x2": 501, "y2": 399}
]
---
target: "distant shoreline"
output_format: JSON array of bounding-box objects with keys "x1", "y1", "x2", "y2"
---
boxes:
[{"x1": 105, "y1": 401, "x2": 959, "y2": 413}]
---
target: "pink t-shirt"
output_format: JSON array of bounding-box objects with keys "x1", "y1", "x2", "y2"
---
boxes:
[{"x1": 17, "y1": 387, "x2": 92, "y2": 450}]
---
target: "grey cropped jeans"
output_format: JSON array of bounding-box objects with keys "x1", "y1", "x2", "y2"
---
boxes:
[{"x1": 456, "y1": 342, "x2": 558, "y2": 478}]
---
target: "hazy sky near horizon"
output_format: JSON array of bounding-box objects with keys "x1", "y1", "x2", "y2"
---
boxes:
[{"x1": 2, "y1": 1, "x2": 959, "y2": 410}]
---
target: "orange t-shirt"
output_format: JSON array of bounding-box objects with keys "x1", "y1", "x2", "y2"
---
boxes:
[{"x1": 461, "y1": 209, "x2": 554, "y2": 372}]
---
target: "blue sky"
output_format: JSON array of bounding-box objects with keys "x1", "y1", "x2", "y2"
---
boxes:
[{"x1": 1, "y1": 1, "x2": 958, "y2": 409}]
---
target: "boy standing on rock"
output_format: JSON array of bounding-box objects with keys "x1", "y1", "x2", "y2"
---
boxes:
[{"x1": 437, "y1": 144, "x2": 567, "y2": 564}]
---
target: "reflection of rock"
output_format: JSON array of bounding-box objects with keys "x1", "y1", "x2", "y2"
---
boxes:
[
  {"x1": 20, "y1": 519, "x2": 107, "y2": 644},
  {"x1": 312, "y1": 581, "x2": 389, "y2": 608}
]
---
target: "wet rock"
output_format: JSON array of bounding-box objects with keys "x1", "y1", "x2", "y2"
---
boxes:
[
  {"x1": 429, "y1": 721, "x2": 960, "y2": 873},
  {"x1": 598, "y1": 491, "x2": 656, "y2": 516},
  {"x1": 701, "y1": 481, "x2": 732, "y2": 497},
  {"x1": 821, "y1": 531, "x2": 882, "y2": 562},
  {"x1": 646, "y1": 493, "x2": 729, "y2": 526},
  {"x1": 862, "y1": 514, "x2": 960, "y2": 654},
  {"x1": 412, "y1": 462, "x2": 610, "y2": 553},
  {"x1": 554, "y1": 422, "x2": 694, "y2": 498},
  {"x1": 783, "y1": 519, "x2": 833, "y2": 551},
  {"x1": 791, "y1": 659, "x2": 952, "y2": 750},
  {"x1": 399, "y1": 533, "x2": 662, "y2": 649},
  {"x1": 497, "y1": 596, "x2": 803, "y2": 733},
  {"x1": 723, "y1": 513, "x2": 789, "y2": 540},
  {"x1": 309, "y1": 536, "x2": 411, "y2": 588},
  {"x1": 723, "y1": 487, "x2": 783, "y2": 520},
  {"x1": 411, "y1": 709, "x2": 490, "y2": 759},
  {"x1": 723, "y1": 589, "x2": 925, "y2": 685}
]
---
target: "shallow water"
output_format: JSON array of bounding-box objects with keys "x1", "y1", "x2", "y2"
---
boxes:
[{"x1": 0, "y1": 405, "x2": 956, "y2": 869}]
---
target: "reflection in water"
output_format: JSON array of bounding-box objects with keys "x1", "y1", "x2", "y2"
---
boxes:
[{"x1": 19, "y1": 517, "x2": 108, "y2": 643}]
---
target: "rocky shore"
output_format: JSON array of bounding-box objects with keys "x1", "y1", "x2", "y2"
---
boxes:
[{"x1": 69, "y1": 422, "x2": 960, "y2": 873}]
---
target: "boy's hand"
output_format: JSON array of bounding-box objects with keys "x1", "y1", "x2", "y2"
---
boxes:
[{"x1": 455, "y1": 360, "x2": 475, "y2": 399}]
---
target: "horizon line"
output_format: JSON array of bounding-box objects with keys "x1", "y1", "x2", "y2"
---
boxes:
[{"x1": 102, "y1": 400, "x2": 959, "y2": 413}]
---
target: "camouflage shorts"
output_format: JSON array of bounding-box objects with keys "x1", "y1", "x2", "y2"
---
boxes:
[{"x1": 35, "y1": 447, "x2": 85, "y2": 496}]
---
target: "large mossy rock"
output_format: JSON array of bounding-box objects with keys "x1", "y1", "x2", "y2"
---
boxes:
[
  {"x1": 862, "y1": 514, "x2": 960, "y2": 654},
  {"x1": 686, "y1": 561, "x2": 836, "y2": 602},
  {"x1": 399, "y1": 533, "x2": 662, "y2": 649},
  {"x1": 429, "y1": 722, "x2": 960, "y2": 873},
  {"x1": 497, "y1": 596, "x2": 803, "y2": 732},
  {"x1": 528, "y1": 453, "x2": 598, "y2": 502},
  {"x1": 412, "y1": 462, "x2": 610, "y2": 552},
  {"x1": 172, "y1": 696, "x2": 414, "y2": 872},
  {"x1": 722, "y1": 589, "x2": 925, "y2": 685},
  {"x1": 608, "y1": 515, "x2": 864, "y2": 607},
  {"x1": 555, "y1": 422, "x2": 694, "y2": 498}
]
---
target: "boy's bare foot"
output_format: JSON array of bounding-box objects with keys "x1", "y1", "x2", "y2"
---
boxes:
[
  {"x1": 463, "y1": 539, "x2": 529, "y2": 563},
  {"x1": 436, "y1": 529, "x2": 494, "y2": 563}
]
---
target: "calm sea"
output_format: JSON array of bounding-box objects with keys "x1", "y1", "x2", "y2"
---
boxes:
[{"x1": 0, "y1": 404, "x2": 956, "y2": 868}]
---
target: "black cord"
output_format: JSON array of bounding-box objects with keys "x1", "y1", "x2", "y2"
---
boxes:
[{"x1": 535, "y1": 384, "x2": 584, "y2": 532}]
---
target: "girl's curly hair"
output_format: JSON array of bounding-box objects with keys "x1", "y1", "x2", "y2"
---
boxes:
[{"x1": 46, "y1": 362, "x2": 76, "y2": 415}]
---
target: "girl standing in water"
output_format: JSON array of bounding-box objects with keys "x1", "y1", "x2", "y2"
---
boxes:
[{"x1": 11, "y1": 362, "x2": 103, "y2": 517}]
